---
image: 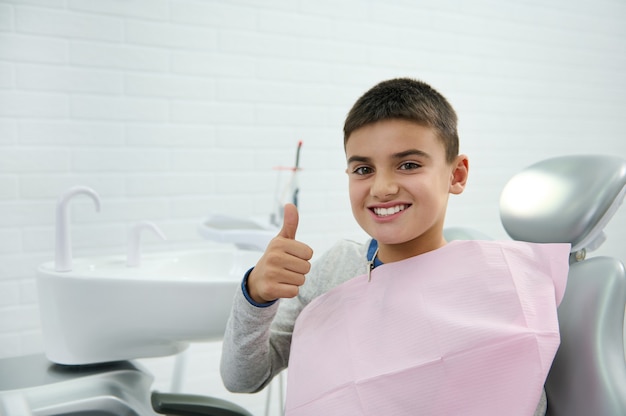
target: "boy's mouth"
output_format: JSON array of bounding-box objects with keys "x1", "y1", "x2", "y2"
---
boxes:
[{"x1": 371, "y1": 204, "x2": 410, "y2": 217}]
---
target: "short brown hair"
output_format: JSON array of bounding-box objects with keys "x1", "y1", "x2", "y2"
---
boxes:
[{"x1": 343, "y1": 78, "x2": 459, "y2": 163}]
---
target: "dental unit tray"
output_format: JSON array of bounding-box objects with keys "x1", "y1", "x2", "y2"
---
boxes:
[{"x1": 198, "y1": 214, "x2": 278, "y2": 251}]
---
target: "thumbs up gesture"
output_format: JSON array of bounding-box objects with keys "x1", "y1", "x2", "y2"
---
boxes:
[{"x1": 247, "y1": 203, "x2": 314, "y2": 304}]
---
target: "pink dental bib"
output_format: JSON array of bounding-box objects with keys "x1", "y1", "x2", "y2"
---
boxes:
[{"x1": 285, "y1": 240, "x2": 570, "y2": 416}]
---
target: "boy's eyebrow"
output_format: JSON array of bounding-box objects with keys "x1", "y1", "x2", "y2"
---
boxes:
[
  {"x1": 346, "y1": 155, "x2": 371, "y2": 165},
  {"x1": 346, "y1": 149, "x2": 431, "y2": 165},
  {"x1": 392, "y1": 149, "x2": 431, "y2": 160}
]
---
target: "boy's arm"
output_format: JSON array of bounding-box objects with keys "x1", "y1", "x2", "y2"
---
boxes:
[
  {"x1": 220, "y1": 203, "x2": 313, "y2": 392},
  {"x1": 220, "y1": 236, "x2": 367, "y2": 393},
  {"x1": 220, "y1": 266, "x2": 318, "y2": 392}
]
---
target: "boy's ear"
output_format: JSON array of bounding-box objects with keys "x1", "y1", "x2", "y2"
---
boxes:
[{"x1": 449, "y1": 155, "x2": 469, "y2": 195}]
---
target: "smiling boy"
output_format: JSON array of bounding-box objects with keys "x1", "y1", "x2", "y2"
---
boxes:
[
  {"x1": 220, "y1": 78, "x2": 569, "y2": 415},
  {"x1": 346, "y1": 118, "x2": 467, "y2": 263}
]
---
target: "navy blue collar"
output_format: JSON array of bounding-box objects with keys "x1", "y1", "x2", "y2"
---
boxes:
[{"x1": 366, "y1": 239, "x2": 384, "y2": 268}]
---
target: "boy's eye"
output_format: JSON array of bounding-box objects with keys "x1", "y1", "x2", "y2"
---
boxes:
[
  {"x1": 399, "y1": 162, "x2": 421, "y2": 170},
  {"x1": 352, "y1": 166, "x2": 373, "y2": 175}
]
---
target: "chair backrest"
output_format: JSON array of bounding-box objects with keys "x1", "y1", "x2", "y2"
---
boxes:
[
  {"x1": 547, "y1": 257, "x2": 626, "y2": 415},
  {"x1": 499, "y1": 154, "x2": 626, "y2": 416}
]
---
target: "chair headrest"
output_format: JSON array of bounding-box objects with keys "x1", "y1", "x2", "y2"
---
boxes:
[{"x1": 499, "y1": 155, "x2": 626, "y2": 253}]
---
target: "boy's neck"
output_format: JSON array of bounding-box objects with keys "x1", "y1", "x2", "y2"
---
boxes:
[{"x1": 376, "y1": 235, "x2": 447, "y2": 264}]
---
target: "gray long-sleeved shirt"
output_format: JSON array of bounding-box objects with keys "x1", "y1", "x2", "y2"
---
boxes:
[{"x1": 219, "y1": 239, "x2": 547, "y2": 415}]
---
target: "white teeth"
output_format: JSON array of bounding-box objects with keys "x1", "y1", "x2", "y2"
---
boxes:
[{"x1": 373, "y1": 205, "x2": 407, "y2": 217}]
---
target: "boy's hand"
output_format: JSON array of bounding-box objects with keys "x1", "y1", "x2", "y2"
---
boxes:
[{"x1": 247, "y1": 203, "x2": 314, "y2": 304}]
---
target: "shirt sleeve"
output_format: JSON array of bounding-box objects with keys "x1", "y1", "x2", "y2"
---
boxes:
[{"x1": 220, "y1": 276, "x2": 283, "y2": 393}]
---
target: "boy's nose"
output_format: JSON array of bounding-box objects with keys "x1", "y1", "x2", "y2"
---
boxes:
[{"x1": 370, "y1": 172, "x2": 399, "y2": 199}]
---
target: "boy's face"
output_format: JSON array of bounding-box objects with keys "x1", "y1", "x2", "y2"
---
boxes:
[{"x1": 345, "y1": 118, "x2": 468, "y2": 262}]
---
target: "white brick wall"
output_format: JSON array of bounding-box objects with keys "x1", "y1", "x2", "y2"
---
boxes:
[{"x1": 1, "y1": 0, "x2": 625, "y2": 414}]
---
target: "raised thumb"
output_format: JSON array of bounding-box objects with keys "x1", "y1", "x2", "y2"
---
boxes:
[{"x1": 278, "y1": 203, "x2": 299, "y2": 240}]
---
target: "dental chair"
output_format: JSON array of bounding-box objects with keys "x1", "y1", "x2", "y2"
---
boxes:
[
  {"x1": 152, "y1": 154, "x2": 626, "y2": 416},
  {"x1": 499, "y1": 154, "x2": 626, "y2": 416}
]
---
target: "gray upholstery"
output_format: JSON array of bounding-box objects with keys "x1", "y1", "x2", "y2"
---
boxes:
[{"x1": 499, "y1": 154, "x2": 626, "y2": 416}]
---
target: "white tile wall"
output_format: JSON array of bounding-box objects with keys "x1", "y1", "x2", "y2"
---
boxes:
[{"x1": 1, "y1": 0, "x2": 625, "y2": 414}]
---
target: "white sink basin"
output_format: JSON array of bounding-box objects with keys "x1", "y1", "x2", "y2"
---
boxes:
[{"x1": 36, "y1": 248, "x2": 262, "y2": 365}]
